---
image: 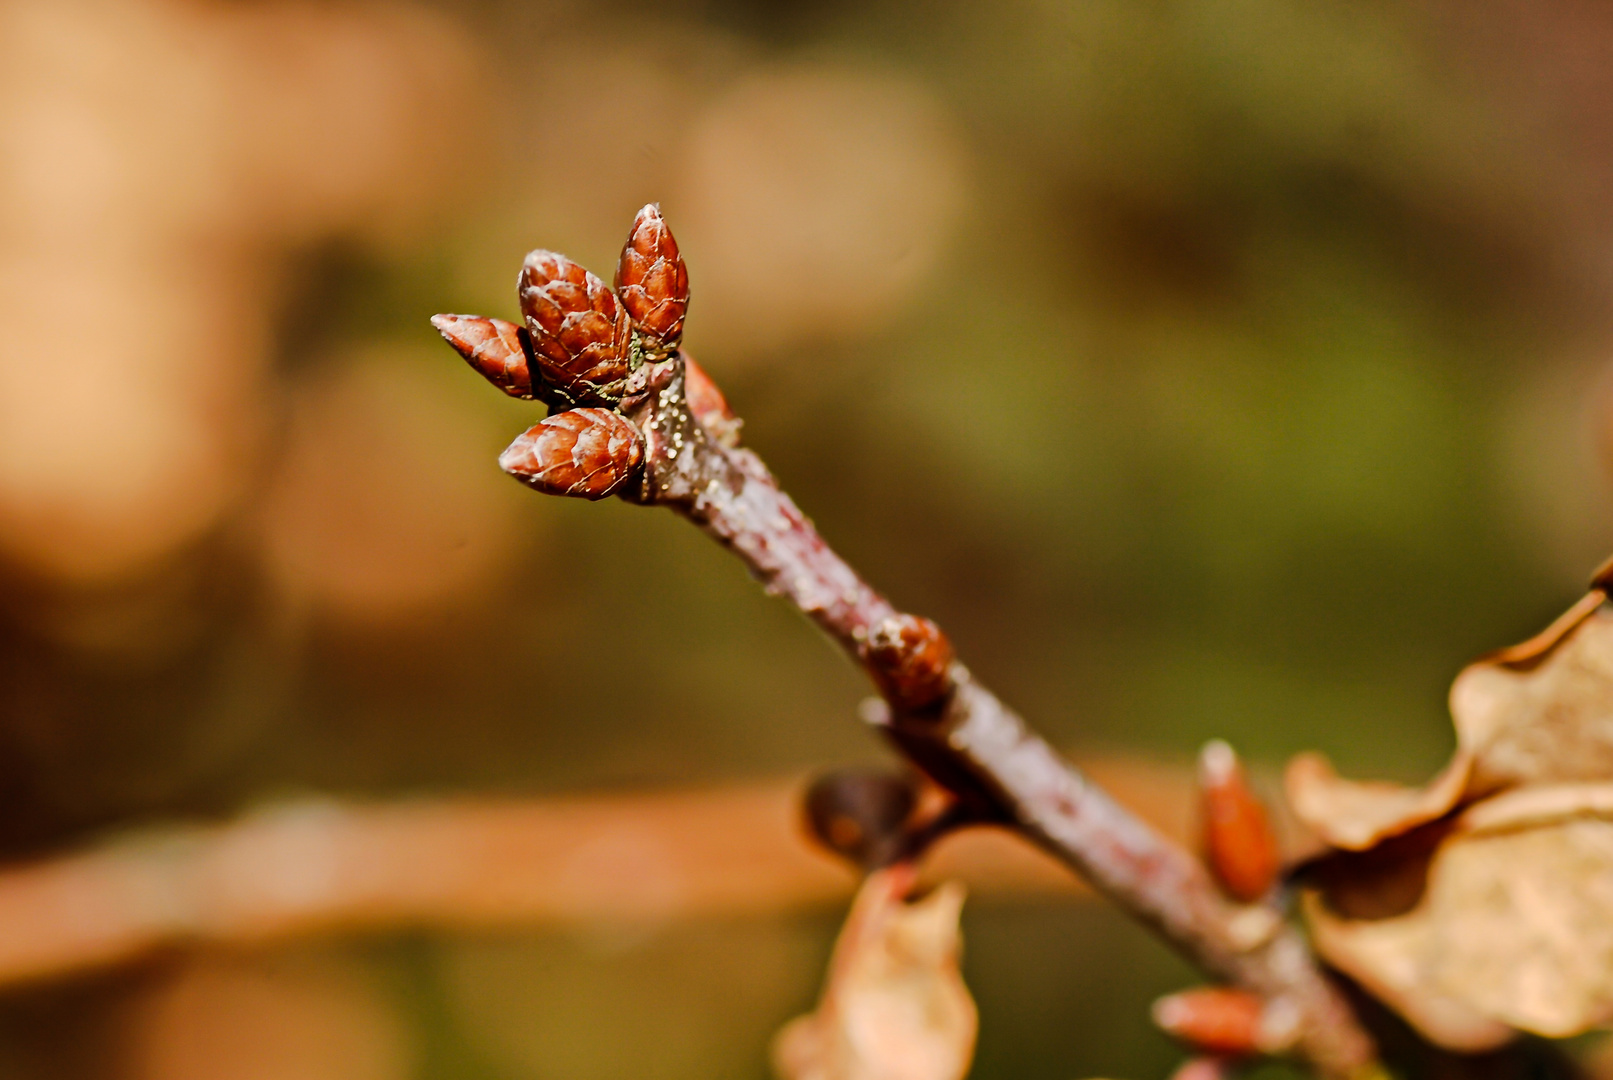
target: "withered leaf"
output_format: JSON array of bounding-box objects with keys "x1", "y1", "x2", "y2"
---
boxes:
[
  {"x1": 615, "y1": 203, "x2": 689, "y2": 360},
  {"x1": 1451, "y1": 595, "x2": 1613, "y2": 791},
  {"x1": 1292, "y1": 587, "x2": 1613, "y2": 1049},
  {"x1": 1285, "y1": 752, "x2": 1473, "y2": 853},
  {"x1": 1287, "y1": 592, "x2": 1610, "y2": 850},
  {"x1": 772, "y1": 866, "x2": 976, "y2": 1080},
  {"x1": 1306, "y1": 793, "x2": 1613, "y2": 1047}
]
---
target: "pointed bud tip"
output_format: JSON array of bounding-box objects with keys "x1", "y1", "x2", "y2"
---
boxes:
[
  {"x1": 431, "y1": 313, "x2": 475, "y2": 344},
  {"x1": 1199, "y1": 739, "x2": 1238, "y2": 785},
  {"x1": 430, "y1": 312, "x2": 483, "y2": 347},
  {"x1": 495, "y1": 435, "x2": 530, "y2": 475},
  {"x1": 1151, "y1": 994, "x2": 1194, "y2": 1031},
  {"x1": 431, "y1": 314, "x2": 534, "y2": 398}
]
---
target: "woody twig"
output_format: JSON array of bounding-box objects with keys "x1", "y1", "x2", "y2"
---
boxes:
[{"x1": 432, "y1": 204, "x2": 1379, "y2": 1078}]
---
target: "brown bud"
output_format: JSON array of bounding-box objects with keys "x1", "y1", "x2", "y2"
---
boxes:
[
  {"x1": 1199, "y1": 740, "x2": 1280, "y2": 903},
  {"x1": 865, "y1": 614, "x2": 955, "y2": 713},
  {"x1": 615, "y1": 203, "x2": 689, "y2": 360},
  {"x1": 431, "y1": 314, "x2": 534, "y2": 398},
  {"x1": 683, "y1": 354, "x2": 741, "y2": 447},
  {"x1": 518, "y1": 250, "x2": 631, "y2": 405},
  {"x1": 499, "y1": 408, "x2": 644, "y2": 500},
  {"x1": 803, "y1": 768, "x2": 920, "y2": 869},
  {"x1": 1151, "y1": 987, "x2": 1266, "y2": 1056}
]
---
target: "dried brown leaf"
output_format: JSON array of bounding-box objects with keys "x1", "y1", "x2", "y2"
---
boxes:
[
  {"x1": 1285, "y1": 752, "x2": 1473, "y2": 852},
  {"x1": 1303, "y1": 887, "x2": 1513, "y2": 1053},
  {"x1": 1294, "y1": 589, "x2": 1613, "y2": 1048},
  {"x1": 1307, "y1": 800, "x2": 1613, "y2": 1045},
  {"x1": 1450, "y1": 597, "x2": 1613, "y2": 791},
  {"x1": 1287, "y1": 592, "x2": 1612, "y2": 849},
  {"x1": 772, "y1": 867, "x2": 976, "y2": 1080}
]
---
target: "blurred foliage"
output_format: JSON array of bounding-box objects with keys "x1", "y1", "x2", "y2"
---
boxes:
[{"x1": 5, "y1": 0, "x2": 1613, "y2": 1076}]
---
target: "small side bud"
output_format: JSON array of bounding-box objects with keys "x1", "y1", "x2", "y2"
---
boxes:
[
  {"x1": 683, "y1": 354, "x2": 741, "y2": 447},
  {"x1": 431, "y1": 314, "x2": 534, "y2": 398},
  {"x1": 615, "y1": 203, "x2": 689, "y2": 360},
  {"x1": 499, "y1": 408, "x2": 644, "y2": 500},
  {"x1": 803, "y1": 768, "x2": 920, "y2": 869},
  {"x1": 518, "y1": 250, "x2": 631, "y2": 404},
  {"x1": 1199, "y1": 739, "x2": 1280, "y2": 903},
  {"x1": 1151, "y1": 987, "x2": 1266, "y2": 1056},
  {"x1": 865, "y1": 614, "x2": 955, "y2": 713}
]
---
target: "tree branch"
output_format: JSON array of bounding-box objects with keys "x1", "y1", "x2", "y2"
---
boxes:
[
  {"x1": 434, "y1": 201, "x2": 1379, "y2": 1074},
  {"x1": 0, "y1": 761, "x2": 1188, "y2": 989},
  {"x1": 608, "y1": 354, "x2": 1378, "y2": 1078}
]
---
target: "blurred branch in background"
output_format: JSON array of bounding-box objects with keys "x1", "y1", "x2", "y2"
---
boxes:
[
  {"x1": 11, "y1": 0, "x2": 1613, "y2": 1077},
  {"x1": 0, "y1": 755, "x2": 1191, "y2": 991}
]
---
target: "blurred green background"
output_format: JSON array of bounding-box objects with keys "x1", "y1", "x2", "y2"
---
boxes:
[{"x1": 3, "y1": 0, "x2": 1613, "y2": 1076}]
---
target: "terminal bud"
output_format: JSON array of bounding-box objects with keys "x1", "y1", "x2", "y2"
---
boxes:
[{"x1": 615, "y1": 203, "x2": 689, "y2": 360}]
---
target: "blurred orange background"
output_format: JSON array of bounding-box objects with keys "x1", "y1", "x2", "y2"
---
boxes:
[{"x1": 5, "y1": 0, "x2": 1613, "y2": 1077}]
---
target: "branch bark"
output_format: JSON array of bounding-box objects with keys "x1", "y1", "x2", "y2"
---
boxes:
[{"x1": 610, "y1": 355, "x2": 1378, "y2": 1078}]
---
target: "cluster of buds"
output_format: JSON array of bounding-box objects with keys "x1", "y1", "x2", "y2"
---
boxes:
[{"x1": 432, "y1": 204, "x2": 733, "y2": 500}]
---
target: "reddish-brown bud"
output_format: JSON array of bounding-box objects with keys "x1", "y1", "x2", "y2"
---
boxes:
[
  {"x1": 615, "y1": 203, "x2": 689, "y2": 360},
  {"x1": 865, "y1": 614, "x2": 955, "y2": 713},
  {"x1": 518, "y1": 250, "x2": 631, "y2": 405},
  {"x1": 499, "y1": 408, "x2": 644, "y2": 500},
  {"x1": 431, "y1": 314, "x2": 534, "y2": 398},
  {"x1": 1151, "y1": 987, "x2": 1266, "y2": 1056},
  {"x1": 683, "y1": 354, "x2": 741, "y2": 447},
  {"x1": 1199, "y1": 740, "x2": 1280, "y2": 903},
  {"x1": 803, "y1": 768, "x2": 919, "y2": 869}
]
